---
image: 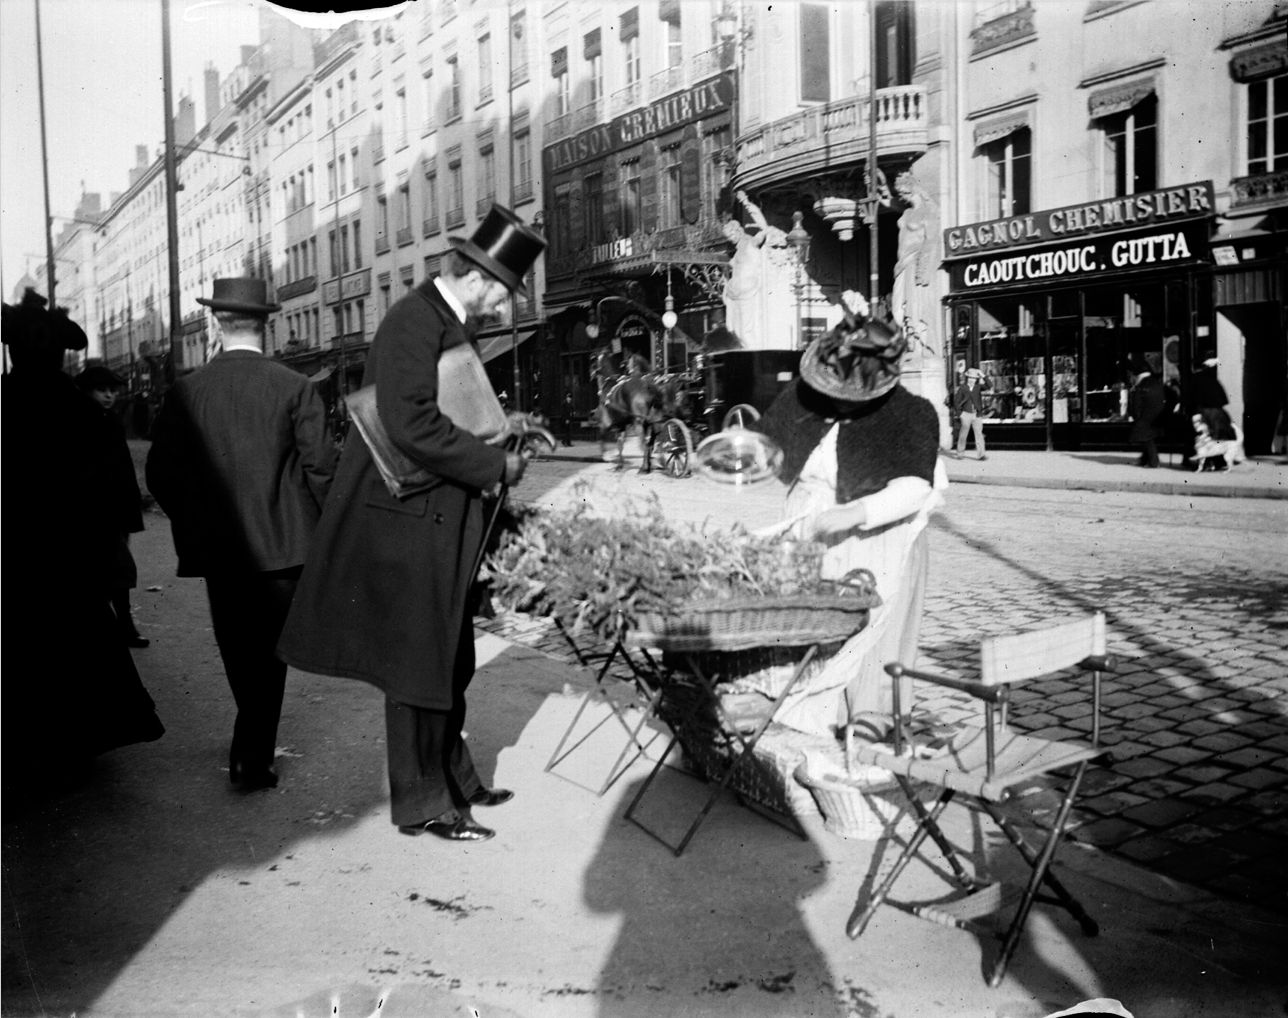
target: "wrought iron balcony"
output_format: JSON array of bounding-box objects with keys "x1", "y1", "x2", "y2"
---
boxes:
[
  {"x1": 475, "y1": 195, "x2": 497, "y2": 217},
  {"x1": 396, "y1": 227, "x2": 413, "y2": 247},
  {"x1": 574, "y1": 99, "x2": 603, "y2": 131},
  {"x1": 423, "y1": 216, "x2": 440, "y2": 237},
  {"x1": 610, "y1": 81, "x2": 642, "y2": 116},
  {"x1": 971, "y1": 1, "x2": 1035, "y2": 57},
  {"x1": 375, "y1": 234, "x2": 391, "y2": 254},
  {"x1": 445, "y1": 205, "x2": 465, "y2": 229},
  {"x1": 546, "y1": 109, "x2": 574, "y2": 142},
  {"x1": 648, "y1": 65, "x2": 684, "y2": 101},
  {"x1": 513, "y1": 178, "x2": 534, "y2": 203},
  {"x1": 733, "y1": 86, "x2": 928, "y2": 193}
]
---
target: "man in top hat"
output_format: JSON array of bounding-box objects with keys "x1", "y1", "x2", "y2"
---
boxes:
[
  {"x1": 146, "y1": 278, "x2": 337, "y2": 791},
  {"x1": 951, "y1": 366, "x2": 988, "y2": 460},
  {"x1": 278, "y1": 205, "x2": 546, "y2": 842}
]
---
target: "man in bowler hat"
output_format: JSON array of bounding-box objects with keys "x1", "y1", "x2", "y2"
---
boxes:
[
  {"x1": 278, "y1": 205, "x2": 546, "y2": 842},
  {"x1": 147, "y1": 278, "x2": 337, "y2": 791}
]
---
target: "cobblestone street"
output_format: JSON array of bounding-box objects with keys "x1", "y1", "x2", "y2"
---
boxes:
[{"x1": 488, "y1": 459, "x2": 1288, "y2": 915}]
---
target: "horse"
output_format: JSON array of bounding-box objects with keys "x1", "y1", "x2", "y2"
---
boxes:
[{"x1": 597, "y1": 366, "x2": 685, "y2": 473}]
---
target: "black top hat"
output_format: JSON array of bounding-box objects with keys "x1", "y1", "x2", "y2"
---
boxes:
[
  {"x1": 197, "y1": 277, "x2": 280, "y2": 315},
  {"x1": 448, "y1": 204, "x2": 546, "y2": 296}
]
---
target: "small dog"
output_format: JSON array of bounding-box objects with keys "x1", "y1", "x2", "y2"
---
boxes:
[{"x1": 1192, "y1": 414, "x2": 1245, "y2": 471}]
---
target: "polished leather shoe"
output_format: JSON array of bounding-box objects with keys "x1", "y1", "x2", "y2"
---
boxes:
[
  {"x1": 230, "y1": 762, "x2": 279, "y2": 791},
  {"x1": 399, "y1": 812, "x2": 495, "y2": 842},
  {"x1": 466, "y1": 787, "x2": 514, "y2": 807}
]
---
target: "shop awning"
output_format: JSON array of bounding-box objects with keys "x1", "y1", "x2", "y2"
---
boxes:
[
  {"x1": 972, "y1": 109, "x2": 1032, "y2": 148},
  {"x1": 1088, "y1": 79, "x2": 1155, "y2": 119},
  {"x1": 477, "y1": 329, "x2": 534, "y2": 365}
]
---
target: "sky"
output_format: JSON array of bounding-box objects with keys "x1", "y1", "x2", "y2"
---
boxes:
[{"x1": 0, "y1": 0, "x2": 404, "y2": 305}]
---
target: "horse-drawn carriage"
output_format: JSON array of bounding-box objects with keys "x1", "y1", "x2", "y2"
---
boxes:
[{"x1": 596, "y1": 349, "x2": 802, "y2": 477}]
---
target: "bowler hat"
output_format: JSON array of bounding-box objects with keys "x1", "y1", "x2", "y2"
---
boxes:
[
  {"x1": 448, "y1": 204, "x2": 546, "y2": 296},
  {"x1": 197, "y1": 277, "x2": 280, "y2": 315},
  {"x1": 800, "y1": 314, "x2": 907, "y2": 404},
  {"x1": 965, "y1": 367, "x2": 984, "y2": 380}
]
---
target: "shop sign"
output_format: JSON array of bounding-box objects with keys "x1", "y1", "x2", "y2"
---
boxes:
[
  {"x1": 944, "y1": 181, "x2": 1214, "y2": 258},
  {"x1": 614, "y1": 314, "x2": 651, "y2": 341},
  {"x1": 543, "y1": 71, "x2": 734, "y2": 175},
  {"x1": 950, "y1": 221, "x2": 1209, "y2": 290},
  {"x1": 323, "y1": 268, "x2": 372, "y2": 305}
]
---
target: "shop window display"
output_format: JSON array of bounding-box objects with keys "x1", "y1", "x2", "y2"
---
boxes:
[
  {"x1": 1082, "y1": 284, "x2": 1168, "y2": 423},
  {"x1": 977, "y1": 298, "x2": 1046, "y2": 422}
]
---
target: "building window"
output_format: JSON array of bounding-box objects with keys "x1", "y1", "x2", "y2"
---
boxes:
[
  {"x1": 351, "y1": 147, "x2": 361, "y2": 189},
  {"x1": 585, "y1": 30, "x2": 603, "y2": 102},
  {"x1": 478, "y1": 32, "x2": 493, "y2": 103},
  {"x1": 620, "y1": 161, "x2": 641, "y2": 237},
  {"x1": 446, "y1": 55, "x2": 461, "y2": 121},
  {"x1": 376, "y1": 194, "x2": 390, "y2": 250},
  {"x1": 1248, "y1": 71, "x2": 1287, "y2": 174},
  {"x1": 660, "y1": 0, "x2": 682, "y2": 69},
  {"x1": 422, "y1": 69, "x2": 436, "y2": 133},
  {"x1": 327, "y1": 160, "x2": 337, "y2": 201},
  {"x1": 424, "y1": 168, "x2": 440, "y2": 233},
  {"x1": 394, "y1": 83, "x2": 409, "y2": 148},
  {"x1": 659, "y1": 144, "x2": 682, "y2": 228},
  {"x1": 350, "y1": 69, "x2": 359, "y2": 115},
  {"x1": 514, "y1": 129, "x2": 533, "y2": 201},
  {"x1": 875, "y1": 0, "x2": 915, "y2": 87},
  {"x1": 552, "y1": 47, "x2": 570, "y2": 116},
  {"x1": 397, "y1": 183, "x2": 412, "y2": 243},
  {"x1": 585, "y1": 172, "x2": 604, "y2": 244},
  {"x1": 553, "y1": 182, "x2": 573, "y2": 256},
  {"x1": 702, "y1": 125, "x2": 731, "y2": 218},
  {"x1": 799, "y1": 3, "x2": 830, "y2": 103},
  {"x1": 447, "y1": 155, "x2": 464, "y2": 226},
  {"x1": 510, "y1": 9, "x2": 529, "y2": 83},
  {"x1": 352, "y1": 220, "x2": 362, "y2": 269},
  {"x1": 624, "y1": 34, "x2": 641, "y2": 87},
  {"x1": 480, "y1": 146, "x2": 496, "y2": 207},
  {"x1": 339, "y1": 223, "x2": 351, "y2": 272},
  {"x1": 981, "y1": 127, "x2": 1031, "y2": 217},
  {"x1": 338, "y1": 154, "x2": 348, "y2": 195},
  {"x1": 1099, "y1": 94, "x2": 1157, "y2": 196},
  {"x1": 621, "y1": 7, "x2": 641, "y2": 85}
]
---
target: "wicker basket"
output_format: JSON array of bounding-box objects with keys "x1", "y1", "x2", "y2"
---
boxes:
[
  {"x1": 794, "y1": 753, "x2": 900, "y2": 840},
  {"x1": 629, "y1": 572, "x2": 881, "y2": 654}
]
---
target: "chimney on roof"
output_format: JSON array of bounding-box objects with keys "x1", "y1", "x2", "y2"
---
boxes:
[
  {"x1": 204, "y1": 63, "x2": 222, "y2": 124},
  {"x1": 175, "y1": 93, "x2": 196, "y2": 146}
]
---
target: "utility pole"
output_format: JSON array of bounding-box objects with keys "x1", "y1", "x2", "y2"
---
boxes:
[
  {"x1": 34, "y1": 0, "x2": 56, "y2": 308},
  {"x1": 331, "y1": 120, "x2": 348, "y2": 399},
  {"x1": 161, "y1": 0, "x2": 183, "y2": 388},
  {"x1": 507, "y1": 0, "x2": 521, "y2": 411},
  {"x1": 867, "y1": 0, "x2": 880, "y2": 307}
]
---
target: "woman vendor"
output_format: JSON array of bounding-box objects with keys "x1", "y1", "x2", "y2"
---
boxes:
[{"x1": 753, "y1": 292, "x2": 948, "y2": 736}]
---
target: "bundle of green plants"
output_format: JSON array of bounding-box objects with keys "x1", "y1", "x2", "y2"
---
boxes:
[{"x1": 482, "y1": 494, "x2": 830, "y2": 640}]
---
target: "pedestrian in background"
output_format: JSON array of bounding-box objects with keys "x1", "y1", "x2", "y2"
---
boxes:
[
  {"x1": 1188, "y1": 351, "x2": 1236, "y2": 445},
  {"x1": 76, "y1": 365, "x2": 149, "y2": 648},
  {"x1": 1129, "y1": 356, "x2": 1167, "y2": 469},
  {"x1": 2, "y1": 293, "x2": 164, "y2": 793},
  {"x1": 278, "y1": 205, "x2": 545, "y2": 843},
  {"x1": 951, "y1": 366, "x2": 988, "y2": 460},
  {"x1": 560, "y1": 390, "x2": 575, "y2": 446},
  {"x1": 147, "y1": 278, "x2": 336, "y2": 792}
]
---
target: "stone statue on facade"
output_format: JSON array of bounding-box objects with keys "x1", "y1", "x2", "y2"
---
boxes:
[{"x1": 722, "y1": 190, "x2": 795, "y2": 351}]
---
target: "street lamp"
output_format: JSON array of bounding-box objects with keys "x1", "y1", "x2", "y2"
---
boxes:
[
  {"x1": 786, "y1": 210, "x2": 811, "y2": 349},
  {"x1": 660, "y1": 269, "x2": 678, "y2": 374}
]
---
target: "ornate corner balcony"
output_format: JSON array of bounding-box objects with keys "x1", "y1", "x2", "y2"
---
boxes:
[
  {"x1": 732, "y1": 86, "x2": 928, "y2": 194},
  {"x1": 1230, "y1": 170, "x2": 1288, "y2": 210}
]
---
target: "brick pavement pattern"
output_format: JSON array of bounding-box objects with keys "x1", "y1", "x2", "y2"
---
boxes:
[{"x1": 479, "y1": 464, "x2": 1288, "y2": 915}]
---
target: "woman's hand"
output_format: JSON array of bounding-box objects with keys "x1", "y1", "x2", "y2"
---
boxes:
[{"x1": 808, "y1": 501, "x2": 868, "y2": 538}]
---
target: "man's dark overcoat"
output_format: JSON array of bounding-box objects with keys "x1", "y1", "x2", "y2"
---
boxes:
[
  {"x1": 146, "y1": 350, "x2": 336, "y2": 576},
  {"x1": 277, "y1": 281, "x2": 507, "y2": 711},
  {"x1": 1128, "y1": 374, "x2": 1168, "y2": 443}
]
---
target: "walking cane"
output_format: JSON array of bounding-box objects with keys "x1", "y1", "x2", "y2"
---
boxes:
[{"x1": 469, "y1": 418, "x2": 556, "y2": 586}]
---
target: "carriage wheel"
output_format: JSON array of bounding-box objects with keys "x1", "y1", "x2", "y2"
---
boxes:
[
  {"x1": 660, "y1": 418, "x2": 694, "y2": 478},
  {"x1": 722, "y1": 404, "x2": 761, "y2": 431}
]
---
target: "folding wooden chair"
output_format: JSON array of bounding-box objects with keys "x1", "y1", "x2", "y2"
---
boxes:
[{"x1": 845, "y1": 612, "x2": 1112, "y2": 988}]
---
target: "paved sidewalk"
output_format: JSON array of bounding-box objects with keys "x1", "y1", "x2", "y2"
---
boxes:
[{"x1": 542, "y1": 437, "x2": 1287, "y2": 499}]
